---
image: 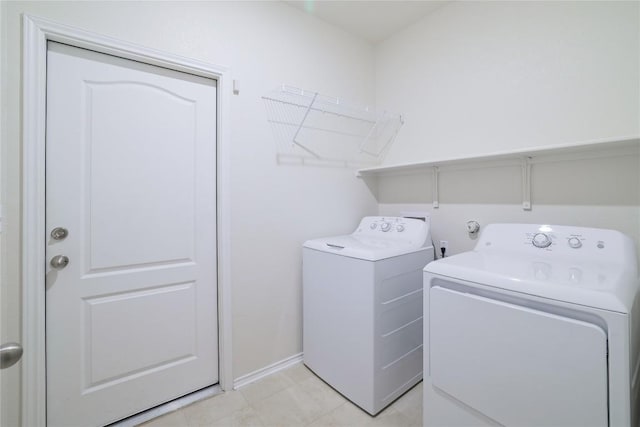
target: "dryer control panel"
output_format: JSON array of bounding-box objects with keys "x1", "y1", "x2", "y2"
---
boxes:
[{"x1": 476, "y1": 223, "x2": 636, "y2": 265}]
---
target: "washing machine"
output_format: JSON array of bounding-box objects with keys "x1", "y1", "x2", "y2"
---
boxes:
[
  {"x1": 303, "y1": 216, "x2": 434, "y2": 415},
  {"x1": 423, "y1": 223, "x2": 640, "y2": 427}
]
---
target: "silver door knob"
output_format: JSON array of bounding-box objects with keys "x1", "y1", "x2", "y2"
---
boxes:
[
  {"x1": 50, "y1": 255, "x2": 70, "y2": 269},
  {"x1": 0, "y1": 342, "x2": 23, "y2": 369},
  {"x1": 50, "y1": 227, "x2": 69, "y2": 240}
]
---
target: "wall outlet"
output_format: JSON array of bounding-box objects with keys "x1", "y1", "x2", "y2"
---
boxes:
[{"x1": 439, "y1": 240, "x2": 449, "y2": 258}]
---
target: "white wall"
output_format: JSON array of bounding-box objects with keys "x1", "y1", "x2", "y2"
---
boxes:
[
  {"x1": 374, "y1": 154, "x2": 640, "y2": 257},
  {"x1": 1, "y1": 2, "x2": 378, "y2": 404},
  {"x1": 374, "y1": 1, "x2": 640, "y2": 256},
  {"x1": 377, "y1": 1, "x2": 639, "y2": 163}
]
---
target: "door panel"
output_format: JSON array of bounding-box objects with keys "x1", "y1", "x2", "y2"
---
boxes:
[
  {"x1": 46, "y1": 42, "x2": 218, "y2": 427},
  {"x1": 430, "y1": 286, "x2": 608, "y2": 427},
  {"x1": 86, "y1": 81, "x2": 196, "y2": 270},
  {"x1": 84, "y1": 282, "x2": 197, "y2": 387}
]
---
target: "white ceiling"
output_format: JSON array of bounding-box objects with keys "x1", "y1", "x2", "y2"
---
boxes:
[{"x1": 283, "y1": 1, "x2": 448, "y2": 43}]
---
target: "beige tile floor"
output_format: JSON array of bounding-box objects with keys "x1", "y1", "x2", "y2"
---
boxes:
[{"x1": 141, "y1": 363, "x2": 422, "y2": 427}]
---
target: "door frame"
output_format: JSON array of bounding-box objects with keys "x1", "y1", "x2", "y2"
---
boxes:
[{"x1": 22, "y1": 14, "x2": 233, "y2": 426}]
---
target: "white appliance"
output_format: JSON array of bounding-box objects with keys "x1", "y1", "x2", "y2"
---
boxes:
[
  {"x1": 303, "y1": 216, "x2": 434, "y2": 415},
  {"x1": 423, "y1": 223, "x2": 640, "y2": 427}
]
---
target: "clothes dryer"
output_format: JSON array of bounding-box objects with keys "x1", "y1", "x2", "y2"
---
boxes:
[
  {"x1": 423, "y1": 223, "x2": 640, "y2": 427},
  {"x1": 303, "y1": 216, "x2": 434, "y2": 415}
]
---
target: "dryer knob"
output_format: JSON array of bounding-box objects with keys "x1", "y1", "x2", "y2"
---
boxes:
[
  {"x1": 568, "y1": 237, "x2": 582, "y2": 249},
  {"x1": 396, "y1": 225, "x2": 405, "y2": 232},
  {"x1": 380, "y1": 222, "x2": 391, "y2": 232},
  {"x1": 532, "y1": 233, "x2": 552, "y2": 248}
]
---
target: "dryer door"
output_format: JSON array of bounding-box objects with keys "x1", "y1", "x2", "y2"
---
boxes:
[{"x1": 430, "y1": 286, "x2": 608, "y2": 427}]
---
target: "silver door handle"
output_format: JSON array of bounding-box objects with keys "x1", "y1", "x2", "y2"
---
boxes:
[
  {"x1": 50, "y1": 227, "x2": 69, "y2": 240},
  {"x1": 50, "y1": 255, "x2": 70, "y2": 269},
  {"x1": 0, "y1": 342, "x2": 23, "y2": 369}
]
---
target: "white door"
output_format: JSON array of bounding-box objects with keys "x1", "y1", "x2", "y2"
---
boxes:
[{"x1": 45, "y1": 42, "x2": 218, "y2": 427}]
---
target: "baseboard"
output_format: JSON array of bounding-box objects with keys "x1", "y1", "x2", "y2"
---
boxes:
[{"x1": 233, "y1": 353, "x2": 303, "y2": 390}]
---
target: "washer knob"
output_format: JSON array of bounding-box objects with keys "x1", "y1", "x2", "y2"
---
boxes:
[
  {"x1": 370, "y1": 223, "x2": 377, "y2": 230},
  {"x1": 568, "y1": 237, "x2": 582, "y2": 249},
  {"x1": 532, "y1": 233, "x2": 552, "y2": 248},
  {"x1": 396, "y1": 225, "x2": 405, "y2": 232},
  {"x1": 380, "y1": 222, "x2": 391, "y2": 232}
]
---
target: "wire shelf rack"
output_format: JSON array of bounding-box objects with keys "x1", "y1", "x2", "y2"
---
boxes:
[{"x1": 262, "y1": 85, "x2": 404, "y2": 167}]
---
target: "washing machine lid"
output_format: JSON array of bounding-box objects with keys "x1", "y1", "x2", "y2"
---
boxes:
[
  {"x1": 304, "y1": 216, "x2": 433, "y2": 261},
  {"x1": 425, "y1": 249, "x2": 638, "y2": 313},
  {"x1": 304, "y1": 234, "x2": 430, "y2": 261}
]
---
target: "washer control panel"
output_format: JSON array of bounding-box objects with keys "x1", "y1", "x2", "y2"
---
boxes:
[{"x1": 356, "y1": 216, "x2": 430, "y2": 242}]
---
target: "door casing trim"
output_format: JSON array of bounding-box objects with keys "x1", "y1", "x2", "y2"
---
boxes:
[{"x1": 22, "y1": 14, "x2": 233, "y2": 426}]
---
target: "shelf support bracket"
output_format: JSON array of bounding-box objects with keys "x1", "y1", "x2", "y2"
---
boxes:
[
  {"x1": 432, "y1": 166, "x2": 440, "y2": 208},
  {"x1": 521, "y1": 157, "x2": 532, "y2": 210},
  {"x1": 292, "y1": 92, "x2": 321, "y2": 159}
]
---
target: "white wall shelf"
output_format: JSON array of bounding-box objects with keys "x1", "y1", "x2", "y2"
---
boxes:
[
  {"x1": 357, "y1": 136, "x2": 640, "y2": 210},
  {"x1": 263, "y1": 85, "x2": 403, "y2": 167}
]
